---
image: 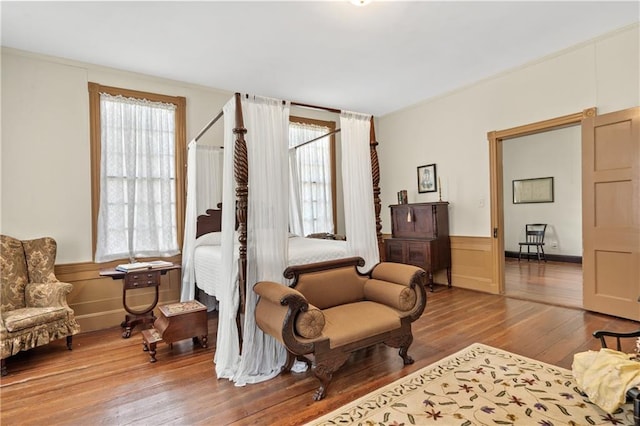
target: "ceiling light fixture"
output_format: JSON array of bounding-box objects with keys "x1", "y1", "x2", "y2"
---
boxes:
[{"x1": 350, "y1": 0, "x2": 372, "y2": 6}]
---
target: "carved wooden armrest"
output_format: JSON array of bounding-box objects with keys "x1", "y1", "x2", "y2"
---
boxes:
[
  {"x1": 25, "y1": 281, "x2": 73, "y2": 309},
  {"x1": 254, "y1": 281, "x2": 315, "y2": 355}
]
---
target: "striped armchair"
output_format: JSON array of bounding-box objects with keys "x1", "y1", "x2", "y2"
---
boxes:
[{"x1": 0, "y1": 235, "x2": 80, "y2": 376}]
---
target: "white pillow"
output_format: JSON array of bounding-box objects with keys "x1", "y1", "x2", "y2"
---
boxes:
[{"x1": 195, "y1": 232, "x2": 222, "y2": 247}]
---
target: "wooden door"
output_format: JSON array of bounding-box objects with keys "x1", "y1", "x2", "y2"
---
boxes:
[{"x1": 582, "y1": 107, "x2": 640, "y2": 320}]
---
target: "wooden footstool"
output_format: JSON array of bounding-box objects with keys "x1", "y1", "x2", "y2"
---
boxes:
[{"x1": 141, "y1": 300, "x2": 208, "y2": 363}]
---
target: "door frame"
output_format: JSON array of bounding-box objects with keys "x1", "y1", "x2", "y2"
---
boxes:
[{"x1": 487, "y1": 107, "x2": 597, "y2": 294}]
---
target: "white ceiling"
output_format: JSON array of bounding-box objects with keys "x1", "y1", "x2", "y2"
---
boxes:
[{"x1": 2, "y1": 1, "x2": 638, "y2": 116}]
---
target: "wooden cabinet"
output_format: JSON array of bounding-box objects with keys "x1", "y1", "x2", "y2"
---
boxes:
[{"x1": 385, "y1": 202, "x2": 451, "y2": 291}]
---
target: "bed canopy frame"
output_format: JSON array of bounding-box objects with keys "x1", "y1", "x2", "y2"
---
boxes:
[{"x1": 192, "y1": 93, "x2": 384, "y2": 323}]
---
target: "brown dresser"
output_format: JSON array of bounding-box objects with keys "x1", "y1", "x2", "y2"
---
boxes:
[{"x1": 385, "y1": 202, "x2": 451, "y2": 291}]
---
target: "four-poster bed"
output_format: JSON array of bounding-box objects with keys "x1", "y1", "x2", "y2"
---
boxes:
[{"x1": 181, "y1": 93, "x2": 385, "y2": 385}]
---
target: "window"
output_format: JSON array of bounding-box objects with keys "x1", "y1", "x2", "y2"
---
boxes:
[
  {"x1": 89, "y1": 83, "x2": 186, "y2": 262},
  {"x1": 289, "y1": 116, "x2": 336, "y2": 235}
]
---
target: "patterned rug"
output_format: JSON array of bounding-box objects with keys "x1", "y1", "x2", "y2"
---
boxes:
[{"x1": 307, "y1": 343, "x2": 635, "y2": 425}]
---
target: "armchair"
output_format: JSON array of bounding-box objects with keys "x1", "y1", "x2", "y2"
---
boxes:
[{"x1": 0, "y1": 235, "x2": 80, "y2": 376}]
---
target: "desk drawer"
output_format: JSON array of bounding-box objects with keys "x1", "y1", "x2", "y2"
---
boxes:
[{"x1": 125, "y1": 270, "x2": 160, "y2": 289}]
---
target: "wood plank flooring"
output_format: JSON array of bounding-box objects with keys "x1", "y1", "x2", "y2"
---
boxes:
[
  {"x1": 504, "y1": 257, "x2": 583, "y2": 308},
  {"x1": 2, "y1": 281, "x2": 637, "y2": 425}
]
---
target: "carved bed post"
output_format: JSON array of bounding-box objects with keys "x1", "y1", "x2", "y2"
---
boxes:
[
  {"x1": 370, "y1": 117, "x2": 383, "y2": 260},
  {"x1": 233, "y1": 93, "x2": 248, "y2": 351}
]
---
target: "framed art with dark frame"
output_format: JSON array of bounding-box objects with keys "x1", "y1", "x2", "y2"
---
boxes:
[{"x1": 417, "y1": 164, "x2": 437, "y2": 193}]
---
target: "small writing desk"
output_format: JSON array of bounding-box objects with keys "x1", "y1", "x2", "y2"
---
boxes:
[{"x1": 99, "y1": 264, "x2": 181, "y2": 338}]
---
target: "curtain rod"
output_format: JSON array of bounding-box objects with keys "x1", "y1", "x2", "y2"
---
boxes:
[
  {"x1": 194, "y1": 109, "x2": 224, "y2": 142},
  {"x1": 290, "y1": 101, "x2": 341, "y2": 114},
  {"x1": 292, "y1": 128, "x2": 341, "y2": 150}
]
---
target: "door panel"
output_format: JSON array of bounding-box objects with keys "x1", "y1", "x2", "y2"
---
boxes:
[{"x1": 582, "y1": 107, "x2": 640, "y2": 320}]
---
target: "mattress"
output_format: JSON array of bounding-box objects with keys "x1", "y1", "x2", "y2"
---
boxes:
[{"x1": 193, "y1": 234, "x2": 348, "y2": 297}]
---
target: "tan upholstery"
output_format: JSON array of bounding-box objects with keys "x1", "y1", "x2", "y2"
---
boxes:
[
  {"x1": 254, "y1": 256, "x2": 427, "y2": 401},
  {"x1": 0, "y1": 235, "x2": 80, "y2": 376}
]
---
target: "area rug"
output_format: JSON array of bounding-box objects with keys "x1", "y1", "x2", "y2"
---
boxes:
[{"x1": 307, "y1": 343, "x2": 635, "y2": 425}]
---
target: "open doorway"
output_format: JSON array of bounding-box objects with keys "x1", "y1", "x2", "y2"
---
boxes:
[
  {"x1": 487, "y1": 108, "x2": 595, "y2": 306},
  {"x1": 502, "y1": 126, "x2": 583, "y2": 308}
]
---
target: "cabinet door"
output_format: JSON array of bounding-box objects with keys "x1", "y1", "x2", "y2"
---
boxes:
[
  {"x1": 385, "y1": 239, "x2": 405, "y2": 263},
  {"x1": 406, "y1": 241, "x2": 431, "y2": 269},
  {"x1": 412, "y1": 205, "x2": 436, "y2": 238},
  {"x1": 391, "y1": 206, "x2": 416, "y2": 238}
]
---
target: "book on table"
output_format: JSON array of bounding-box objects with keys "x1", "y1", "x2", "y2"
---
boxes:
[{"x1": 115, "y1": 260, "x2": 173, "y2": 272}]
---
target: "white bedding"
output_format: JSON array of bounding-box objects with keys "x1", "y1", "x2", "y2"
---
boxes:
[{"x1": 194, "y1": 234, "x2": 348, "y2": 298}]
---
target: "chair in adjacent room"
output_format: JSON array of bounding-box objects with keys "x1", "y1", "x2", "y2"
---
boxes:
[
  {"x1": 589, "y1": 329, "x2": 640, "y2": 425},
  {"x1": 0, "y1": 235, "x2": 80, "y2": 376},
  {"x1": 518, "y1": 223, "x2": 547, "y2": 262}
]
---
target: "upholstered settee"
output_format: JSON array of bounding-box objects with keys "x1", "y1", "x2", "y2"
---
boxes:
[
  {"x1": 255, "y1": 256, "x2": 427, "y2": 401},
  {"x1": 0, "y1": 235, "x2": 80, "y2": 376}
]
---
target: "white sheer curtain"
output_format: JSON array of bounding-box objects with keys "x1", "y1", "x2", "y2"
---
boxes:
[
  {"x1": 95, "y1": 93, "x2": 179, "y2": 262},
  {"x1": 215, "y1": 95, "x2": 290, "y2": 384},
  {"x1": 215, "y1": 97, "x2": 241, "y2": 378},
  {"x1": 233, "y1": 95, "x2": 290, "y2": 385},
  {"x1": 288, "y1": 149, "x2": 304, "y2": 237},
  {"x1": 340, "y1": 111, "x2": 380, "y2": 271},
  {"x1": 289, "y1": 123, "x2": 334, "y2": 235},
  {"x1": 180, "y1": 141, "x2": 223, "y2": 302}
]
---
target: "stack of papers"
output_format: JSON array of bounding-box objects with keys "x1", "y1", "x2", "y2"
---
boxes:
[{"x1": 115, "y1": 260, "x2": 173, "y2": 272}]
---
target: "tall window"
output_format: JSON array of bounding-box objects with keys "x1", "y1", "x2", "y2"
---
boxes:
[
  {"x1": 89, "y1": 83, "x2": 186, "y2": 262},
  {"x1": 289, "y1": 117, "x2": 336, "y2": 235}
]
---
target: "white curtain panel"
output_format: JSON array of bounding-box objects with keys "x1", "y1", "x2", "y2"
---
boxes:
[
  {"x1": 289, "y1": 123, "x2": 334, "y2": 235},
  {"x1": 340, "y1": 111, "x2": 380, "y2": 271},
  {"x1": 233, "y1": 95, "x2": 290, "y2": 385},
  {"x1": 196, "y1": 145, "x2": 224, "y2": 215},
  {"x1": 95, "y1": 93, "x2": 179, "y2": 262},
  {"x1": 215, "y1": 95, "x2": 290, "y2": 384},
  {"x1": 214, "y1": 97, "x2": 242, "y2": 378},
  {"x1": 288, "y1": 149, "x2": 304, "y2": 236},
  {"x1": 180, "y1": 142, "x2": 223, "y2": 302}
]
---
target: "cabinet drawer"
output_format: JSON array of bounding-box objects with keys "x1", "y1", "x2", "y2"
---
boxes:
[{"x1": 124, "y1": 270, "x2": 160, "y2": 289}]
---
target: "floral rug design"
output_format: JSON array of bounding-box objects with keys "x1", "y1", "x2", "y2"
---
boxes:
[{"x1": 307, "y1": 343, "x2": 634, "y2": 425}]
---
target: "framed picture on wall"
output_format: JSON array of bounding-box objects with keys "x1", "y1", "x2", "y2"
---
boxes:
[
  {"x1": 417, "y1": 164, "x2": 437, "y2": 193},
  {"x1": 513, "y1": 177, "x2": 554, "y2": 204}
]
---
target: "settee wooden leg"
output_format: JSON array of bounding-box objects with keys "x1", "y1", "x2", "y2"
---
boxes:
[
  {"x1": 313, "y1": 353, "x2": 350, "y2": 401},
  {"x1": 1, "y1": 358, "x2": 6, "y2": 376},
  {"x1": 282, "y1": 351, "x2": 296, "y2": 373},
  {"x1": 66, "y1": 335, "x2": 73, "y2": 350},
  {"x1": 386, "y1": 332, "x2": 414, "y2": 365}
]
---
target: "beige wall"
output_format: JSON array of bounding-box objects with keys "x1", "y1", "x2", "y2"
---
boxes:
[
  {"x1": 377, "y1": 24, "x2": 639, "y2": 291},
  {"x1": 1, "y1": 48, "x2": 233, "y2": 331},
  {"x1": 1, "y1": 48, "x2": 233, "y2": 263}
]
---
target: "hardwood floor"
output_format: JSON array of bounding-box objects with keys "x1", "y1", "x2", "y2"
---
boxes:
[
  {"x1": 1, "y1": 286, "x2": 637, "y2": 426},
  {"x1": 504, "y1": 257, "x2": 583, "y2": 308}
]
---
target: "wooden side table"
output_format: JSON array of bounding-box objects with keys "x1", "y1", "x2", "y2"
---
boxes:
[{"x1": 99, "y1": 264, "x2": 180, "y2": 338}]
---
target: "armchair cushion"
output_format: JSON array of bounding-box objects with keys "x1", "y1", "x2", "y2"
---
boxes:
[
  {"x1": 4, "y1": 307, "x2": 68, "y2": 332},
  {"x1": 0, "y1": 235, "x2": 28, "y2": 311},
  {"x1": 322, "y1": 301, "x2": 401, "y2": 348},
  {"x1": 22, "y1": 237, "x2": 58, "y2": 284},
  {"x1": 293, "y1": 268, "x2": 366, "y2": 310}
]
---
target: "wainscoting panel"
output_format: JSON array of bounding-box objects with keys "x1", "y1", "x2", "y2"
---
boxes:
[
  {"x1": 55, "y1": 262, "x2": 181, "y2": 333},
  {"x1": 448, "y1": 236, "x2": 497, "y2": 294}
]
